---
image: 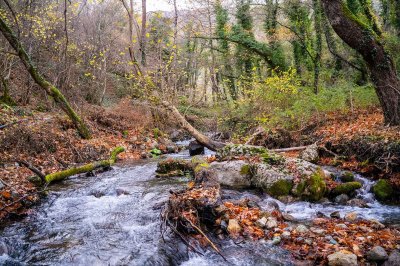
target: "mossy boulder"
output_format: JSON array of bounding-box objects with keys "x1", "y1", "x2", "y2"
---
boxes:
[
  {"x1": 301, "y1": 168, "x2": 327, "y2": 202},
  {"x1": 331, "y1": 182, "x2": 362, "y2": 196},
  {"x1": 340, "y1": 171, "x2": 355, "y2": 183},
  {"x1": 373, "y1": 180, "x2": 393, "y2": 201},
  {"x1": 217, "y1": 144, "x2": 284, "y2": 165},
  {"x1": 267, "y1": 179, "x2": 294, "y2": 198},
  {"x1": 156, "y1": 158, "x2": 193, "y2": 177},
  {"x1": 292, "y1": 180, "x2": 306, "y2": 197}
]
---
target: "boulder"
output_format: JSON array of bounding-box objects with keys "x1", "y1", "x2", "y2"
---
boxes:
[
  {"x1": 345, "y1": 212, "x2": 357, "y2": 221},
  {"x1": 189, "y1": 140, "x2": 204, "y2": 156},
  {"x1": 367, "y1": 246, "x2": 388, "y2": 261},
  {"x1": 334, "y1": 194, "x2": 350, "y2": 204},
  {"x1": 383, "y1": 250, "x2": 400, "y2": 266},
  {"x1": 373, "y1": 179, "x2": 394, "y2": 201},
  {"x1": 327, "y1": 250, "x2": 358, "y2": 266},
  {"x1": 209, "y1": 161, "x2": 252, "y2": 189},
  {"x1": 331, "y1": 182, "x2": 362, "y2": 196},
  {"x1": 347, "y1": 198, "x2": 369, "y2": 208},
  {"x1": 301, "y1": 168, "x2": 327, "y2": 202},
  {"x1": 330, "y1": 211, "x2": 341, "y2": 219},
  {"x1": 339, "y1": 171, "x2": 355, "y2": 183},
  {"x1": 266, "y1": 179, "x2": 294, "y2": 198},
  {"x1": 299, "y1": 143, "x2": 319, "y2": 163}
]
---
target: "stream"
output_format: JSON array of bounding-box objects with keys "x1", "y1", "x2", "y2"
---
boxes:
[{"x1": 0, "y1": 147, "x2": 399, "y2": 265}]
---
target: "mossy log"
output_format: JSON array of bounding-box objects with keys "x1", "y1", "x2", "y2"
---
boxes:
[
  {"x1": 44, "y1": 147, "x2": 125, "y2": 184},
  {"x1": 0, "y1": 17, "x2": 91, "y2": 139}
]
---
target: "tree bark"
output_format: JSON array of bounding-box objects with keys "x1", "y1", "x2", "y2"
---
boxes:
[
  {"x1": 0, "y1": 17, "x2": 91, "y2": 138},
  {"x1": 321, "y1": 0, "x2": 400, "y2": 125},
  {"x1": 161, "y1": 101, "x2": 226, "y2": 151},
  {"x1": 140, "y1": 0, "x2": 147, "y2": 66}
]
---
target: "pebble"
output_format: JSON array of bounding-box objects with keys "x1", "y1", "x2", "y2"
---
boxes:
[
  {"x1": 330, "y1": 211, "x2": 341, "y2": 219},
  {"x1": 269, "y1": 236, "x2": 281, "y2": 245},
  {"x1": 345, "y1": 212, "x2": 357, "y2": 221},
  {"x1": 281, "y1": 231, "x2": 291, "y2": 239},
  {"x1": 336, "y1": 223, "x2": 348, "y2": 229},
  {"x1": 310, "y1": 227, "x2": 326, "y2": 235},
  {"x1": 367, "y1": 246, "x2": 388, "y2": 261},
  {"x1": 296, "y1": 224, "x2": 309, "y2": 233},
  {"x1": 140, "y1": 152, "x2": 148, "y2": 159},
  {"x1": 266, "y1": 217, "x2": 278, "y2": 229},
  {"x1": 255, "y1": 217, "x2": 267, "y2": 228},
  {"x1": 327, "y1": 250, "x2": 357, "y2": 266},
  {"x1": 304, "y1": 239, "x2": 312, "y2": 245},
  {"x1": 325, "y1": 235, "x2": 338, "y2": 245},
  {"x1": 334, "y1": 194, "x2": 349, "y2": 204},
  {"x1": 282, "y1": 213, "x2": 295, "y2": 222}
]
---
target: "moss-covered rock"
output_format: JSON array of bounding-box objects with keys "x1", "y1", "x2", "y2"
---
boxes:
[
  {"x1": 373, "y1": 180, "x2": 393, "y2": 201},
  {"x1": 292, "y1": 180, "x2": 306, "y2": 197},
  {"x1": 217, "y1": 144, "x2": 284, "y2": 165},
  {"x1": 340, "y1": 171, "x2": 355, "y2": 183},
  {"x1": 156, "y1": 158, "x2": 193, "y2": 177},
  {"x1": 302, "y1": 168, "x2": 327, "y2": 202},
  {"x1": 240, "y1": 164, "x2": 252, "y2": 175},
  {"x1": 194, "y1": 162, "x2": 210, "y2": 174},
  {"x1": 331, "y1": 182, "x2": 362, "y2": 196},
  {"x1": 267, "y1": 179, "x2": 293, "y2": 198}
]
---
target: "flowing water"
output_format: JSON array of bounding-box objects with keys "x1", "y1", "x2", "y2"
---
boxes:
[{"x1": 0, "y1": 148, "x2": 399, "y2": 265}]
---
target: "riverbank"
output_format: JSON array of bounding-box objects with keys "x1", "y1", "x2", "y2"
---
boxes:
[{"x1": 0, "y1": 100, "x2": 178, "y2": 222}]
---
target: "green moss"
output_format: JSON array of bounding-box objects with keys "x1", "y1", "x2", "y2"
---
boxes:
[
  {"x1": 153, "y1": 128, "x2": 161, "y2": 138},
  {"x1": 302, "y1": 168, "x2": 327, "y2": 202},
  {"x1": 0, "y1": 94, "x2": 16, "y2": 106},
  {"x1": 156, "y1": 159, "x2": 193, "y2": 174},
  {"x1": 240, "y1": 164, "x2": 251, "y2": 175},
  {"x1": 267, "y1": 179, "x2": 293, "y2": 198},
  {"x1": 191, "y1": 156, "x2": 207, "y2": 165},
  {"x1": 151, "y1": 148, "x2": 162, "y2": 156},
  {"x1": 373, "y1": 179, "x2": 393, "y2": 201},
  {"x1": 332, "y1": 181, "x2": 362, "y2": 196},
  {"x1": 194, "y1": 162, "x2": 210, "y2": 173},
  {"x1": 292, "y1": 180, "x2": 306, "y2": 197},
  {"x1": 340, "y1": 171, "x2": 355, "y2": 182}
]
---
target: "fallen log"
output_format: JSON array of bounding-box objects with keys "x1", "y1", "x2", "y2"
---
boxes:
[
  {"x1": 22, "y1": 146, "x2": 125, "y2": 185},
  {"x1": 161, "y1": 101, "x2": 226, "y2": 151},
  {"x1": 271, "y1": 146, "x2": 308, "y2": 152}
]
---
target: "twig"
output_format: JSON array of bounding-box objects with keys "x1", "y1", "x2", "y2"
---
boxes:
[
  {"x1": 183, "y1": 216, "x2": 227, "y2": 261},
  {"x1": 17, "y1": 160, "x2": 46, "y2": 183},
  {"x1": 0, "y1": 183, "x2": 49, "y2": 213}
]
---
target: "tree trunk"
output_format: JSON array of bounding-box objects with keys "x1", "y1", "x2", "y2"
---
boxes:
[
  {"x1": 161, "y1": 101, "x2": 226, "y2": 151},
  {"x1": 140, "y1": 0, "x2": 147, "y2": 66},
  {"x1": 321, "y1": 0, "x2": 400, "y2": 125},
  {"x1": 0, "y1": 17, "x2": 92, "y2": 138}
]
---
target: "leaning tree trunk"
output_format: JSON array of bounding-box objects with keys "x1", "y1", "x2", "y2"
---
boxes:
[
  {"x1": 321, "y1": 0, "x2": 400, "y2": 125},
  {"x1": 0, "y1": 17, "x2": 91, "y2": 138},
  {"x1": 161, "y1": 101, "x2": 226, "y2": 151}
]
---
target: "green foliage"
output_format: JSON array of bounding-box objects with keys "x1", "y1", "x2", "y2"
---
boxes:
[{"x1": 153, "y1": 128, "x2": 161, "y2": 138}]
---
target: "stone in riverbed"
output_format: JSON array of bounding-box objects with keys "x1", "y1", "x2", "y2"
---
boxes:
[
  {"x1": 227, "y1": 219, "x2": 241, "y2": 235},
  {"x1": 281, "y1": 231, "x2": 291, "y2": 239},
  {"x1": 345, "y1": 212, "x2": 357, "y2": 221},
  {"x1": 256, "y1": 217, "x2": 268, "y2": 228},
  {"x1": 189, "y1": 140, "x2": 204, "y2": 156},
  {"x1": 339, "y1": 171, "x2": 355, "y2": 183},
  {"x1": 295, "y1": 224, "x2": 309, "y2": 233},
  {"x1": 367, "y1": 246, "x2": 388, "y2": 261},
  {"x1": 334, "y1": 194, "x2": 349, "y2": 204},
  {"x1": 269, "y1": 236, "x2": 281, "y2": 245},
  {"x1": 327, "y1": 250, "x2": 358, "y2": 266},
  {"x1": 282, "y1": 213, "x2": 295, "y2": 222},
  {"x1": 383, "y1": 250, "x2": 400, "y2": 266},
  {"x1": 331, "y1": 182, "x2": 362, "y2": 196},
  {"x1": 347, "y1": 198, "x2": 369, "y2": 208},
  {"x1": 330, "y1": 211, "x2": 341, "y2": 219},
  {"x1": 266, "y1": 217, "x2": 278, "y2": 229},
  {"x1": 299, "y1": 143, "x2": 319, "y2": 163},
  {"x1": 209, "y1": 161, "x2": 252, "y2": 189},
  {"x1": 373, "y1": 179, "x2": 394, "y2": 201}
]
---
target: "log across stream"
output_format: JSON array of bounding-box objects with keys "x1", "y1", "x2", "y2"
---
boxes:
[{"x1": 0, "y1": 147, "x2": 399, "y2": 265}]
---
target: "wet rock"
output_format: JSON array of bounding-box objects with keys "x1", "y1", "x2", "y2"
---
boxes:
[
  {"x1": 347, "y1": 198, "x2": 369, "y2": 208},
  {"x1": 339, "y1": 171, "x2": 355, "y2": 183},
  {"x1": 220, "y1": 220, "x2": 228, "y2": 230},
  {"x1": 327, "y1": 250, "x2": 358, "y2": 266},
  {"x1": 228, "y1": 219, "x2": 241, "y2": 235},
  {"x1": 267, "y1": 180, "x2": 294, "y2": 198},
  {"x1": 282, "y1": 213, "x2": 295, "y2": 222},
  {"x1": 299, "y1": 143, "x2": 319, "y2": 163},
  {"x1": 209, "y1": 161, "x2": 252, "y2": 189},
  {"x1": 141, "y1": 152, "x2": 148, "y2": 159},
  {"x1": 373, "y1": 179, "x2": 394, "y2": 201},
  {"x1": 116, "y1": 188, "x2": 130, "y2": 196},
  {"x1": 330, "y1": 211, "x2": 341, "y2": 219},
  {"x1": 0, "y1": 181, "x2": 4, "y2": 190},
  {"x1": 318, "y1": 197, "x2": 331, "y2": 204},
  {"x1": 316, "y1": 211, "x2": 327, "y2": 218},
  {"x1": 266, "y1": 200, "x2": 281, "y2": 211},
  {"x1": 166, "y1": 145, "x2": 177, "y2": 154},
  {"x1": 370, "y1": 219, "x2": 385, "y2": 229},
  {"x1": 189, "y1": 140, "x2": 204, "y2": 156},
  {"x1": 334, "y1": 194, "x2": 349, "y2": 204},
  {"x1": 331, "y1": 182, "x2": 362, "y2": 196},
  {"x1": 383, "y1": 250, "x2": 400, "y2": 266},
  {"x1": 367, "y1": 246, "x2": 388, "y2": 261},
  {"x1": 296, "y1": 224, "x2": 309, "y2": 233},
  {"x1": 266, "y1": 217, "x2": 278, "y2": 229},
  {"x1": 256, "y1": 217, "x2": 268, "y2": 228},
  {"x1": 345, "y1": 212, "x2": 357, "y2": 221},
  {"x1": 300, "y1": 168, "x2": 327, "y2": 202}
]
